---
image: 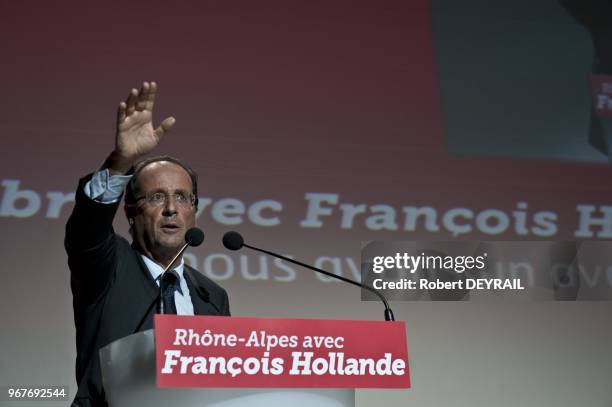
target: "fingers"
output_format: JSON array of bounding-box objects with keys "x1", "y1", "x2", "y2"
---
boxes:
[
  {"x1": 117, "y1": 102, "x2": 127, "y2": 123},
  {"x1": 121, "y1": 81, "x2": 157, "y2": 119},
  {"x1": 154, "y1": 116, "x2": 176, "y2": 139},
  {"x1": 136, "y1": 82, "x2": 149, "y2": 112},
  {"x1": 125, "y1": 88, "x2": 138, "y2": 117},
  {"x1": 145, "y1": 81, "x2": 157, "y2": 112},
  {"x1": 122, "y1": 81, "x2": 157, "y2": 113}
]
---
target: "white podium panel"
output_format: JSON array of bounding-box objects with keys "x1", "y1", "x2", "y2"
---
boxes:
[{"x1": 100, "y1": 330, "x2": 355, "y2": 407}]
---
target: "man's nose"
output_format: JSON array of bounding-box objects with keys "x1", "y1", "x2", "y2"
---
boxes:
[{"x1": 162, "y1": 195, "x2": 178, "y2": 216}]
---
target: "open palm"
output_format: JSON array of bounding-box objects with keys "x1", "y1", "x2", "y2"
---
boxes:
[{"x1": 115, "y1": 82, "x2": 175, "y2": 160}]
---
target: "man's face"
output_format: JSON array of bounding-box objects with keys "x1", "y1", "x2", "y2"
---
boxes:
[{"x1": 130, "y1": 161, "x2": 196, "y2": 264}]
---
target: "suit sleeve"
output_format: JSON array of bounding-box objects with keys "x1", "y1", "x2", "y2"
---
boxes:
[{"x1": 65, "y1": 173, "x2": 121, "y2": 307}]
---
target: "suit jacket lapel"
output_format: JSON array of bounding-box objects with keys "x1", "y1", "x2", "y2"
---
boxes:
[
  {"x1": 184, "y1": 266, "x2": 218, "y2": 315},
  {"x1": 129, "y1": 251, "x2": 160, "y2": 332}
]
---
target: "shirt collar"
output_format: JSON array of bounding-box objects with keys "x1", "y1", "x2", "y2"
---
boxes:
[{"x1": 141, "y1": 255, "x2": 186, "y2": 283}]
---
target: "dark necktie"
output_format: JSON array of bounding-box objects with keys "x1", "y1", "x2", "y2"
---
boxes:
[{"x1": 160, "y1": 270, "x2": 182, "y2": 315}]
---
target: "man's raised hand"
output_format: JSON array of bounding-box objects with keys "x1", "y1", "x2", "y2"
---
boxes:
[{"x1": 108, "y1": 82, "x2": 175, "y2": 174}]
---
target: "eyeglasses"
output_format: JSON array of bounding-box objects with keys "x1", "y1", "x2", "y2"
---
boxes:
[{"x1": 137, "y1": 191, "x2": 196, "y2": 207}]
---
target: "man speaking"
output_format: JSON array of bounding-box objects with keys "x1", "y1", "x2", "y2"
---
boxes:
[{"x1": 65, "y1": 82, "x2": 230, "y2": 406}]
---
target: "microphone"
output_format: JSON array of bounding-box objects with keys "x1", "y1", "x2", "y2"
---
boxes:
[
  {"x1": 158, "y1": 227, "x2": 205, "y2": 314},
  {"x1": 222, "y1": 231, "x2": 243, "y2": 251},
  {"x1": 185, "y1": 228, "x2": 205, "y2": 247},
  {"x1": 222, "y1": 231, "x2": 395, "y2": 321}
]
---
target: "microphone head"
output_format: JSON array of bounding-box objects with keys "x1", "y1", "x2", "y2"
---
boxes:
[
  {"x1": 222, "y1": 231, "x2": 244, "y2": 251},
  {"x1": 185, "y1": 228, "x2": 205, "y2": 247}
]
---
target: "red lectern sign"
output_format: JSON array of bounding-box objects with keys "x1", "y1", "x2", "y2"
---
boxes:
[{"x1": 154, "y1": 315, "x2": 410, "y2": 388}]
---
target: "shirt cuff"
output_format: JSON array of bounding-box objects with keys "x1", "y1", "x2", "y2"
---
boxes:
[{"x1": 83, "y1": 169, "x2": 132, "y2": 204}]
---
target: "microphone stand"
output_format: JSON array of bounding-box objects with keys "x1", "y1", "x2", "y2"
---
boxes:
[
  {"x1": 157, "y1": 242, "x2": 191, "y2": 314},
  {"x1": 222, "y1": 230, "x2": 395, "y2": 321}
]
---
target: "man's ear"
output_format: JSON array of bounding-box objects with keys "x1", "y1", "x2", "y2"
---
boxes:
[{"x1": 124, "y1": 204, "x2": 137, "y2": 222}]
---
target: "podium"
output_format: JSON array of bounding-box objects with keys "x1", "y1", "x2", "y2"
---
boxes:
[
  {"x1": 99, "y1": 316, "x2": 409, "y2": 407},
  {"x1": 100, "y1": 329, "x2": 355, "y2": 407}
]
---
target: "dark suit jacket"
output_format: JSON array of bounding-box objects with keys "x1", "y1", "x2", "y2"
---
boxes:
[{"x1": 65, "y1": 174, "x2": 230, "y2": 407}]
